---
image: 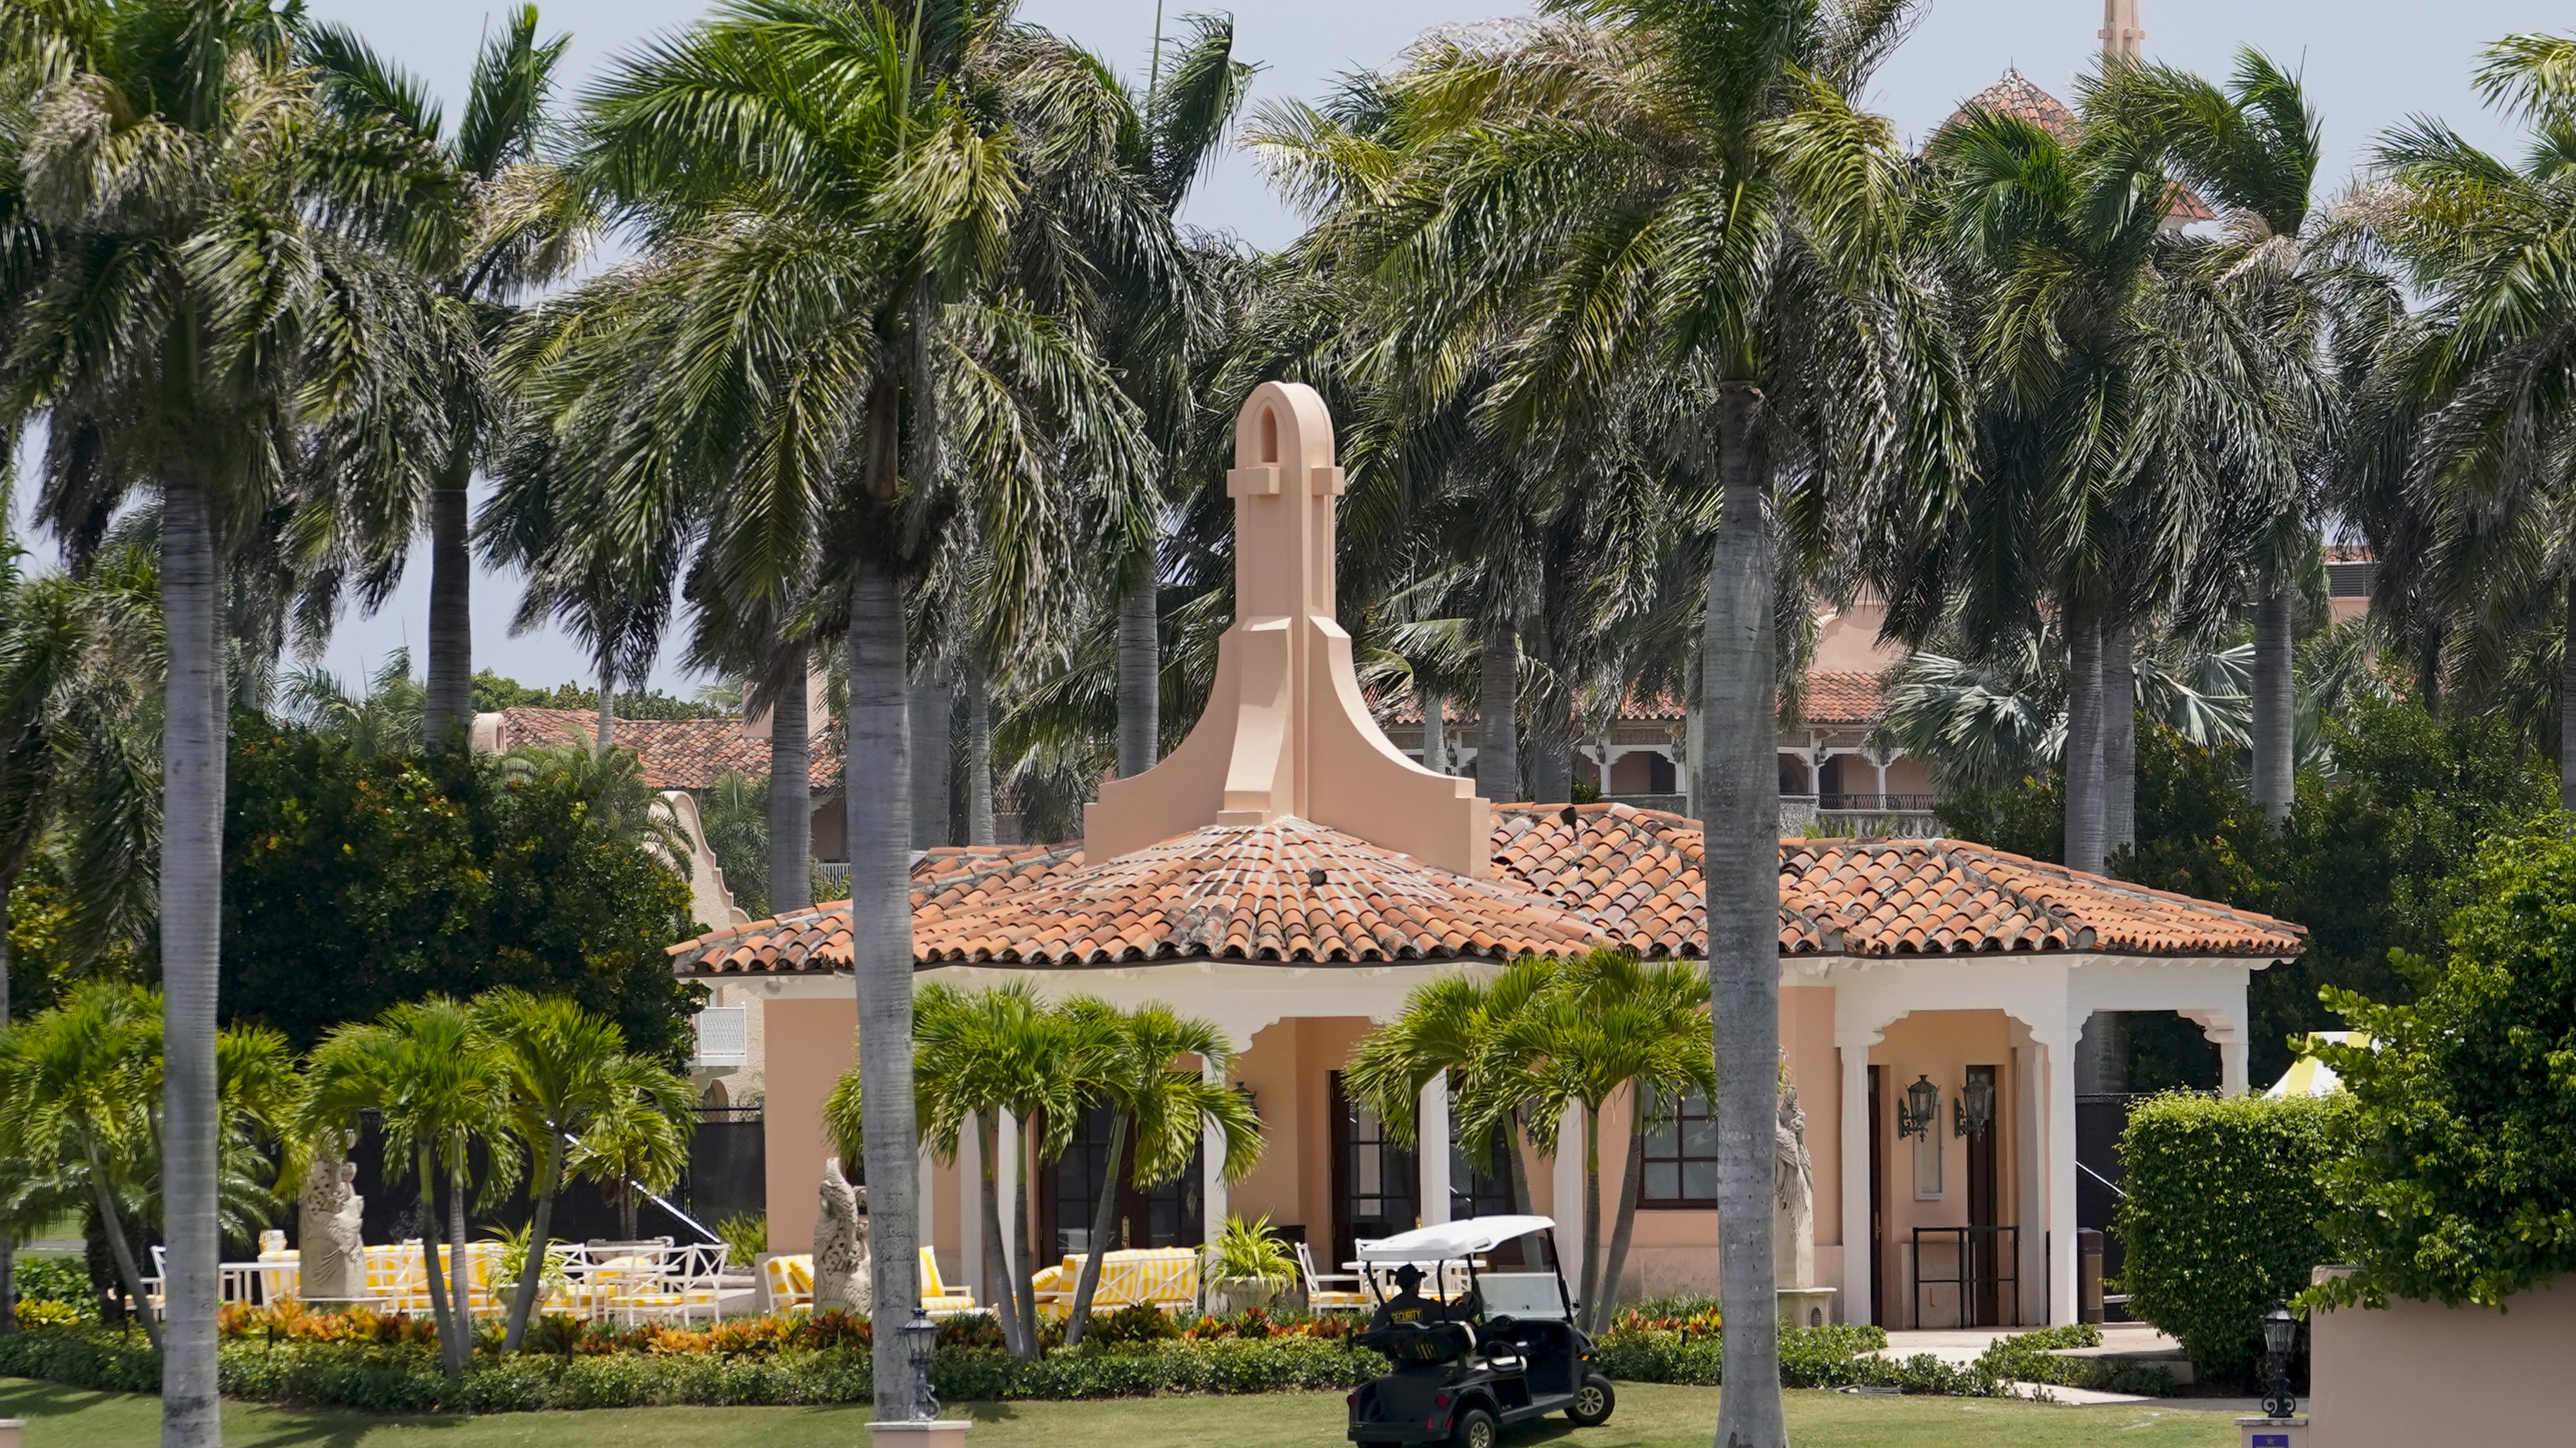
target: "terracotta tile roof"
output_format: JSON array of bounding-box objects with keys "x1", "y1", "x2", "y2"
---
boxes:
[
  {"x1": 1941, "y1": 70, "x2": 2212, "y2": 222},
  {"x1": 671, "y1": 807, "x2": 2302, "y2": 973},
  {"x1": 487, "y1": 707, "x2": 838, "y2": 791},
  {"x1": 1488, "y1": 804, "x2": 2303, "y2": 959}
]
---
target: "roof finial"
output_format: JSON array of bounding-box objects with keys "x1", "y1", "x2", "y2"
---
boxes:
[{"x1": 2100, "y1": 0, "x2": 2142, "y2": 61}]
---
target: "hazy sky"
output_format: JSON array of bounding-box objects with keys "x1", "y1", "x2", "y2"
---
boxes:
[{"x1": 190, "y1": 0, "x2": 2574, "y2": 693}]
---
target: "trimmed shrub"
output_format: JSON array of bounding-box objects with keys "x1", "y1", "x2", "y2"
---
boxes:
[
  {"x1": 1589, "y1": 1319, "x2": 2013, "y2": 1396},
  {"x1": 1972, "y1": 1323, "x2": 2172, "y2": 1397},
  {"x1": 2115, "y1": 1091, "x2": 2347, "y2": 1378},
  {"x1": 13, "y1": 1255, "x2": 97, "y2": 1321}
]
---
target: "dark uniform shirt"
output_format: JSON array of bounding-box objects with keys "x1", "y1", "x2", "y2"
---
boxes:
[{"x1": 1368, "y1": 1283, "x2": 1436, "y2": 1332}]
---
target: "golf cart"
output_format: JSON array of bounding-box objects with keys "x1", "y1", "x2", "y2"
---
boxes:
[{"x1": 1345, "y1": 1215, "x2": 1615, "y2": 1448}]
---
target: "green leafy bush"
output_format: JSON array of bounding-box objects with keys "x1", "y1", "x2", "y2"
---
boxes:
[
  {"x1": 1589, "y1": 1319, "x2": 2013, "y2": 1395},
  {"x1": 2314, "y1": 816, "x2": 2576, "y2": 1309},
  {"x1": 1971, "y1": 1323, "x2": 2172, "y2": 1397},
  {"x1": 13, "y1": 1255, "x2": 97, "y2": 1321},
  {"x1": 2115, "y1": 1091, "x2": 2347, "y2": 1377}
]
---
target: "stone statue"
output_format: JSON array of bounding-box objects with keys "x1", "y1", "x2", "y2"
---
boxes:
[
  {"x1": 298, "y1": 1132, "x2": 363, "y2": 1301},
  {"x1": 815, "y1": 1157, "x2": 872, "y2": 1314},
  {"x1": 1773, "y1": 1080, "x2": 1816, "y2": 1293}
]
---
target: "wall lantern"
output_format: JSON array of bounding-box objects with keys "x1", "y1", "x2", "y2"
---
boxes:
[
  {"x1": 1954, "y1": 1072, "x2": 1996, "y2": 1141},
  {"x1": 1896, "y1": 1073, "x2": 1941, "y2": 1139},
  {"x1": 902, "y1": 1307, "x2": 942, "y2": 1421},
  {"x1": 2259, "y1": 1299, "x2": 2300, "y2": 1419},
  {"x1": 1235, "y1": 1082, "x2": 1258, "y2": 1115}
]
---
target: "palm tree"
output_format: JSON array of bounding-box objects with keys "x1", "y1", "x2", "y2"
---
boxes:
[
  {"x1": 565, "y1": 1062, "x2": 694, "y2": 1242},
  {"x1": 2361, "y1": 32, "x2": 2576, "y2": 808},
  {"x1": 301, "y1": 6, "x2": 589, "y2": 744},
  {"x1": 282, "y1": 650, "x2": 428, "y2": 761},
  {"x1": 302, "y1": 1001, "x2": 521, "y2": 1377},
  {"x1": 1446, "y1": 953, "x2": 1714, "y2": 1333},
  {"x1": 1342, "y1": 963, "x2": 1556, "y2": 1241},
  {"x1": 1054, "y1": 999, "x2": 1262, "y2": 1347},
  {"x1": 2090, "y1": 51, "x2": 2354, "y2": 826},
  {"x1": 0, "y1": 983, "x2": 164, "y2": 1347},
  {"x1": 476, "y1": 989, "x2": 685, "y2": 1350},
  {"x1": 1303, "y1": 10, "x2": 1965, "y2": 1436},
  {"x1": 1, "y1": 4, "x2": 457, "y2": 1433}
]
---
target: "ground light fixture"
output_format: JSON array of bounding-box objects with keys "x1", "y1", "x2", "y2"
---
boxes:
[
  {"x1": 1897, "y1": 1073, "x2": 1941, "y2": 1139},
  {"x1": 904, "y1": 1307, "x2": 942, "y2": 1421},
  {"x1": 2260, "y1": 1299, "x2": 2299, "y2": 1418},
  {"x1": 1954, "y1": 1072, "x2": 1996, "y2": 1141}
]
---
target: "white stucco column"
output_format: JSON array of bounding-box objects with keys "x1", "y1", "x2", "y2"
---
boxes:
[
  {"x1": 1203, "y1": 1056, "x2": 1230, "y2": 1243},
  {"x1": 2184, "y1": 1004, "x2": 2252, "y2": 1097},
  {"x1": 2046, "y1": 1029, "x2": 2079, "y2": 1326},
  {"x1": 958, "y1": 1110, "x2": 983, "y2": 1298},
  {"x1": 917, "y1": 1135, "x2": 938, "y2": 1295},
  {"x1": 1420, "y1": 1074, "x2": 1453, "y2": 1226},
  {"x1": 1553, "y1": 1102, "x2": 1584, "y2": 1288},
  {"x1": 1837, "y1": 1037, "x2": 1872, "y2": 1326},
  {"x1": 997, "y1": 1108, "x2": 1021, "y2": 1286},
  {"x1": 2014, "y1": 1042, "x2": 2045, "y2": 1326}
]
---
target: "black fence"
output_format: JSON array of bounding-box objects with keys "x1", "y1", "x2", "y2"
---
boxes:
[
  {"x1": 286, "y1": 1107, "x2": 765, "y2": 1250},
  {"x1": 2076, "y1": 1093, "x2": 2142, "y2": 1319}
]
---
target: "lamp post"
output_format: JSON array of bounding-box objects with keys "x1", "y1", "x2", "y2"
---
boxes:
[
  {"x1": 2260, "y1": 1299, "x2": 2299, "y2": 1419},
  {"x1": 904, "y1": 1307, "x2": 941, "y2": 1421}
]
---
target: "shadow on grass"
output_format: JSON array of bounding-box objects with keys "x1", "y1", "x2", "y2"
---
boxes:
[{"x1": 0, "y1": 1378, "x2": 482, "y2": 1448}]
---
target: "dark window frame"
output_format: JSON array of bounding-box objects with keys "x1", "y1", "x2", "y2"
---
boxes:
[{"x1": 1637, "y1": 1086, "x2": 1721, "y2": 1210}]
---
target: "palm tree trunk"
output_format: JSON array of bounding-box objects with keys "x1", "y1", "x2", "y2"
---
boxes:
[
  {"x1": 594, "y1": 647, "x2": 616, "y2": 757},
  {"x1": 425, "y1": 454, "x2": 475, "y2": 745},
  {"x1": 2063, "y1": 603, "x2": 2107, "y2": 876},
  {"x1": 978, "y1": 1120, "x2": 1024, "y2": 1359},
  {"x1": 1577, "y1": 1106, "x2": 1602, "y2": 1321},
  {"x1": 910, "y1": 655, "x2": 953, "y2": 848},
  {"x1": 0, "y1": 914, "x2": 12, "y2": 1333},
  {"x1": 1479, "y1": 617, "x2": 1519, "y2": 801},
  {"x1": 1705, "y1": 380, "x2": 1785, "y2": 1448},
  {"x1": 417, "y1": 1150, "x2": 459, "y2": 1376},
  {"x1": 1118, "y1": 568, "x2": 1159, "y2": 777},
  {"x1": 158, "y1": 465, "x2": 222, "y2": 1446},
  {"x1": 1064, "y1": 1110, "x2": 1128, "y2": 1346},
  {"x1": 1421, "y1": 690, "x2": 1446, "y2": 774},
  {"x1": 1591, "y1": 1110, "x2": 1645, "y2": 1335},
  {"x1": 503, "y1": 1139, "x2": 564, "y2": 1351},
  {"x1": 2564, "y1": 580, "x2": 2576, "y2": 814},
  {"x1": 769, "y1": 665, "x2": 813, "y2": 913},
  {"x1": 2255, "y1": 585, "x2": 2296, "y2": 821},
  {"x1": 1531, "y1": 606, "x2": 1571, "y2": 805},
  {"x1": 1685, "y1": 645, "x2": 1707, "y2": 824},
  {"x1": 448, "y1": 1162, "x2": 473, "y2": 1353},
  {"x1": 87, "y1": 1167, "x2": 160, "y2": 1351},
  {"x1": 2103, "y1": 621, "x2": 2136, "y2": 869},
  {"x1": 848, "y1": 546, "x2": 921, "y2": 1418},
  {"x1": 1012, "y1": 1136, "x2": 1039, "y2": 1355},
  {"x1": 964, "y1": 663, "x2": 995, "y2": 846}
]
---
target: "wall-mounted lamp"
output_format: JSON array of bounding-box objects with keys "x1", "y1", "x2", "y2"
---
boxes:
[
  {"x1": 1896, "y1": 1073, "x2": 1941, "y2": 1139},
  {"x1": 1234, "y1": 1082, "x2": 1258, "y2": 1115},
  {"x1": 1954, "y1": 1072, "x2": 1996, "y2": 1141}
]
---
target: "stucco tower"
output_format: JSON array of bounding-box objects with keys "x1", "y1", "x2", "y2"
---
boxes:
[{"x1": 2100, "y1": 0, "x2": 2142, "y2": 60}]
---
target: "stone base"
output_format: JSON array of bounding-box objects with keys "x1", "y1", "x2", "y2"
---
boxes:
[
  {"x1": 0, "y1": 1418, "x2": 21, "y2": 1448},
  {"x1": 1778, "y1": 1287, "x2": 1837, "y2": 1329},
  {"x1": 869, "y1": 1420, "x2": 969, "y2": 1448},
  {"x1": 2237, "y1": 1416, "x2": 2307, "y2": 1448}
]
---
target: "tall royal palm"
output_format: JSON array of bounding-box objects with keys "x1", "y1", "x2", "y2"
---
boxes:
[
  {"x1": 301, "y1": 6, "x2": 589, "y2": 743},
  {"x1": 1320, "y1": 8, "x2": 1964, "y2": 1438},
  {"x1": 2365, "y1": 33, "x2": 2576, "y2": 809},
  {"x1": 0, "y1": 4, "x2": 452, "y2": 1439}
]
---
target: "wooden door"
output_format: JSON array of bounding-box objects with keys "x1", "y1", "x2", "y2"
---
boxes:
[
  {"x1": 1965, "y1": 1064, "x2": 2001, "y2": 1326},
  {"x1": 1867, "y1": 1065, "x2": 1886, "y2": 1328}
]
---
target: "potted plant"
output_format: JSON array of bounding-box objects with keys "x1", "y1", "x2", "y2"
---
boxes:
[{"x1": 1204, "y1": 1213, "x2": 1297, "y2": 1316}]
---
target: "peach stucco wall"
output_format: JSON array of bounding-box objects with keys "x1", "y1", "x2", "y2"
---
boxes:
[
  {"x1": 2310, "y1": 1278, "x2": 2576, "y2": 1448},
  {"x1": 763, "y1": 997, "x2": 854, "y2": 1254}
]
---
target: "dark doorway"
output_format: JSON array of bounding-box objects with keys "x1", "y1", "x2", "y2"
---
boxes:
[
  {"x1": 1330, "y1": 1070, "x2": 1417, "y2": 1267},
  {"x1": 1038, "y1": 1105, "x2": 1204, "y2": 1259},
  {"x1": 1965, "y1": 1064, "x2": 2001, "y2": 1326},
  {"x1": 1867, "y1": 1065, "x2": 1886, "y2": 1328}
]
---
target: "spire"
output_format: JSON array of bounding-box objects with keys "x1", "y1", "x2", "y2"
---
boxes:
[
  {"x1": 2100, "y1": 0, "x2": 2142, "y2": 60},
  {"x1": 1083, "y1": 382, "x2": 1493, "y2": 874}
]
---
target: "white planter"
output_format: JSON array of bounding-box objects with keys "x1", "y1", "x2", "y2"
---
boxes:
[{"x1": 1207, "y1": 1276, "x2": 1288, "y2": 1316}]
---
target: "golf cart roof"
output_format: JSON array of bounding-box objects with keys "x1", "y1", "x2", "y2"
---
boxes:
[{"x1": 1357, "y1": 1215, "x2": 1557, "y2": 1262}]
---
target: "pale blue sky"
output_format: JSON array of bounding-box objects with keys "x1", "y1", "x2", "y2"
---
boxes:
[{"x1": 81, "y1": 0, "x2": 2576, "y2": 694}]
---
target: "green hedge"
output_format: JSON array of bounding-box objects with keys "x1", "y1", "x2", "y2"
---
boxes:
[
  {"x1": 1590, "y1": 1321, "x2": 2020, "y2": 1397},
  {"x1": 2115, "y1": 1091, "x2": 2347, "y2": 1378}
]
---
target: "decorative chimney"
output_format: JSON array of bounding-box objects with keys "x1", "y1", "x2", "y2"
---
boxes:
[
  {"x1": 2100, "y1": 0, "x2": 2143, "y2": 60},
  {"x1": 1083, "y1": 383, "x2": 1493, "y2": 875}
]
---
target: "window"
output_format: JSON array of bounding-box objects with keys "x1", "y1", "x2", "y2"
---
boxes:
[{"x1": 1639, "y1": 1088, "x2": 1719, "y2": 1207}]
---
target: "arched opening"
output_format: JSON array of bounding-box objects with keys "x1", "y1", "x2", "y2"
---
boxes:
[{"x1": 1259, "y1": 405, "x2": 1280, "y2": 463}]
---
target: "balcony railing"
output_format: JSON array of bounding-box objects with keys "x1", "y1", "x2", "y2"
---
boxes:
[{"x1": 1818, "y1": 793, "x2": 1939, "y2": 812}]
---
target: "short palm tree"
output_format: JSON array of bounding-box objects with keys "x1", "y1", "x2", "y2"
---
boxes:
[
  {"x1": 1, "y1": 4, "x2": 457, "y2": 1432},
  {"x1": 0, "y1": 983, "x2": 164, "y2": 1347},
  {"x1": 1054, "y1": 998, "x2": 1261, "y2": 1347},
  {"x1": 1453, "y1": 952, "x2": 1715, "y2": 1334},
  {"x1": 1342, "y1": 961, "x2": 1558, "y2": 1231},
  {"x1": 565, "y1": 1061, "x2": 694, "y2": 1242},
  {"x1": 301, "y1": 1001, "x2": 521, "y2": 1377}
]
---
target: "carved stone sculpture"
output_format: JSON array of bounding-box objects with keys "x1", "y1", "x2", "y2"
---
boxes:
[
  {"x1": 1773, "y1": 1081, "x2": 1816, "y2": 1292},
  {"x1": 815, "y1": 1157, "x2": 871, "y2": 1314},
  {"x1": 298, "y1": 1133, "x2": 362, "y2": 1301}
]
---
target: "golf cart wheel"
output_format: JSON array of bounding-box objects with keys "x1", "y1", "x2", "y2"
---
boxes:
[
  {"x1": 1567, "y1": 1373, "x2": 1616, "y2": 1426},
  {"x1": 1450, "y1": 1405, "x2": 1499, "y2": 1448}
]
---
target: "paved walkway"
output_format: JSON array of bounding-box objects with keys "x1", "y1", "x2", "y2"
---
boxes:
[{"x1": 1873, "y1": 1323, "x2": 2268, "y2": 1410}]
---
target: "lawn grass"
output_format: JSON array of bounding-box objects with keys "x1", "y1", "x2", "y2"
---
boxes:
[{"x1": 0, "y1": 1376, "x2": 2242, "y2": 1447}]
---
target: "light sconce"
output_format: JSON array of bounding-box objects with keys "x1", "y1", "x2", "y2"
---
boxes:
[
  {"x1": 1896, "y1": 1074, "x2": 1941, "y2": 1139},
  {"x1": 1954, "y1": 1072, "x2": 1996, "y2": 1141}
]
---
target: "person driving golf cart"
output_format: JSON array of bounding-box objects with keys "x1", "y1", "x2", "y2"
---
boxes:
[{"x1": 1346, "y1": 1216, "x2": 1615, "y2": 1447}]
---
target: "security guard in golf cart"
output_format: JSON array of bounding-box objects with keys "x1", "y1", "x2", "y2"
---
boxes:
[{"x1": 1368, "y1": 1264, "x2": 1437, "y2": 1330}]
